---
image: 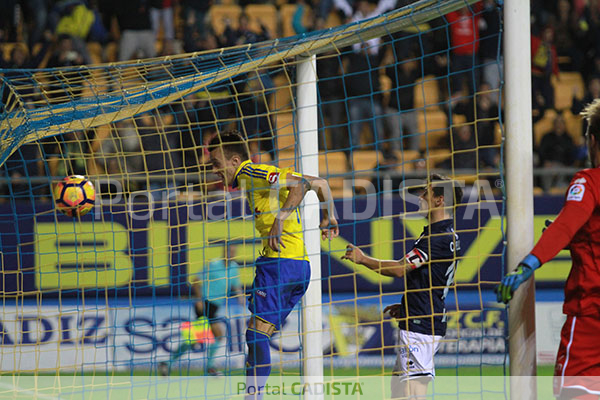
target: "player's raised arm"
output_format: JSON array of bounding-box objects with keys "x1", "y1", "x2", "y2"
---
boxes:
[
  {"x1": 341, "y1": 243, "x2": 412, "y2": 278},
  {"x1": 301, "y1": 174, "x2": 339, "y2": 239},
  {"x1": 268, "y1": 172, "x2": 339, "y2": 252}
]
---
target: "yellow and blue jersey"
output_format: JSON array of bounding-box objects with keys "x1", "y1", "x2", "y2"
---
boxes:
[{"x1": 233, "y1": 160, "x2": 308, "y2": 261}]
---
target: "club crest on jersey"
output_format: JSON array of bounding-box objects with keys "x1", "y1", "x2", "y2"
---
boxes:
[
  {"x1": 566, "y1": 183, "x2": 585, "y2": 202},
  {"x1": 267, "y1": 172, "x2": 280, "y2": 184}
]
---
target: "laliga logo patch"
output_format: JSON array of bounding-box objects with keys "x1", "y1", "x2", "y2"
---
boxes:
[
  {"x1": 267, "y1": 172, "x2": 280, "y2": 184},
  {"x1": 566, "y1": 183, "x2": 585, "y2": 202}
]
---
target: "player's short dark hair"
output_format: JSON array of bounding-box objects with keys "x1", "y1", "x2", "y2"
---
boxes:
[
  {"x1": 430, "y1": 173, "x2": 463, "y2": 208},
  {"x1": 208, "y1": 130, "x2": 250, "y2": 161},
  {"x1": 582, "y1": 99, "x2": 600, "y2": 145}
]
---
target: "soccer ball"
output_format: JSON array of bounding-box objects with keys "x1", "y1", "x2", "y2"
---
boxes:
[{"x1": 54, "y1": 175, "x2": 95, "y2": 217}]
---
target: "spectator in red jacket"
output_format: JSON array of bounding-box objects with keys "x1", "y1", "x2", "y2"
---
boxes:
[
  {"x1": 446, "y1": 3, "x2": 483, "y2": 97},
  {"x1": 531, "y1": 26, "x2": 560, "y2": 115}
]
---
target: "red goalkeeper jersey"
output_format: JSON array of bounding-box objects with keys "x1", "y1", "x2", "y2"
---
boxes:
[{"x1": 530, "y1": 168, "x2": 600, "y2": 317}]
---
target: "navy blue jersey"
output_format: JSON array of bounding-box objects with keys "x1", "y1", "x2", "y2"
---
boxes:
[{"x1": 398, "y1": 219, "x2": 461, "y2": 337}]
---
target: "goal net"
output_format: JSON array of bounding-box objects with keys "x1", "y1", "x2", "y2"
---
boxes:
[{"x1": 0, "y1": 0, "x2": 510, "y2": 398}]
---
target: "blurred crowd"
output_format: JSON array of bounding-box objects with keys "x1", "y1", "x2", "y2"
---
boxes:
[{"x1": 0, "y1": 0, "x2": 597, "y2": 198}]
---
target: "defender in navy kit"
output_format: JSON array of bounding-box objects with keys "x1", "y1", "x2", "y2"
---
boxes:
[{"x1": 343, "y1": 174, "x2": 463, "y2": 399}]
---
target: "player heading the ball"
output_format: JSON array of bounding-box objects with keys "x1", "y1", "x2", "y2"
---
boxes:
[
  {"x1": 343, "y1": 173, "x2": 463, "y2": 399},
  {"x1": 208, "y1": 130, "x2": 339, "y2": 400}
]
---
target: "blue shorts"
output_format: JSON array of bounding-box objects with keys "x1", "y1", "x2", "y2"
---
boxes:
[{"x1": 248, "y1": 257, "x2": 311, "y2": 330}]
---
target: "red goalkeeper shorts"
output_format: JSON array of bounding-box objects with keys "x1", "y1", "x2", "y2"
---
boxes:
[{"x1": 554, "y1": 315, "x2": 600, "y2": 398}]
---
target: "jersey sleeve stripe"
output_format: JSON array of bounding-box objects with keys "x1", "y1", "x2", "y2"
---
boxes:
[
  {"x1": 247, "y1": 166, "x2": 269, "y2": 175},
  {"x1": 246, "y1": 165, "x2": 269, "y2": 175},
  {"x1": 239, "y1": 171, "x2": 264, "y2": 180},
  {"x1": 242, "y1": 167, "x2": 259, "y2": 175},
  {"x1": 239, "y1": 169, "x2": 268, "y2": 180},
  {"x1": 243, "y1": 168, "x2": 267, "y2": 178},
  {"x1": 242, "y1": 166, "x2": 267, "y2": 177}
]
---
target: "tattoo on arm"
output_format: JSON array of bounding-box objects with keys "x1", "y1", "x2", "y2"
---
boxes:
[{"x1": 301, "y1": 177, "x2": 311, "y2": 194}]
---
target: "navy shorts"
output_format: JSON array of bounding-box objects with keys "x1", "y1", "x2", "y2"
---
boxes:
[{"x1": 248, "y1": 257, "x2": 311, "y2": 330}]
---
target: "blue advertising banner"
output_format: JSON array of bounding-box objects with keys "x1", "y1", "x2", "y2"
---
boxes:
[
  {"x1": 0, "y1": 297, "x2": 510, "y2": 371},
  {"x1": 0, "y1": 195, "x2": 568, "y2": 297}
]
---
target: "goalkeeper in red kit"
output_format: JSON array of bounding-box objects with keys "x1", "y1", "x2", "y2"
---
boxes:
[{"x1": 497, "y1": 99, "x2": 600, "y2": 400}]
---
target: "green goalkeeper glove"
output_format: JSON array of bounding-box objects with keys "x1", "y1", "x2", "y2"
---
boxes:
[{"x1": 496, "y1": 254, "x2": 541, "y2": 303}]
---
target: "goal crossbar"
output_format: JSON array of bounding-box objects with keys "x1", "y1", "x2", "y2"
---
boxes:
[{"x1": 0, "y1": 0, "x2": 478, "y2": 166}]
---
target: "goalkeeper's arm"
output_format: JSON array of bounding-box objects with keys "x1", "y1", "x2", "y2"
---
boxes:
[
  {"x1": 497, "y1": 196, "x2": 593, "y2": 303},
  {"x1": 192, "y1": 279, "x2": 203, "y2": 300}
]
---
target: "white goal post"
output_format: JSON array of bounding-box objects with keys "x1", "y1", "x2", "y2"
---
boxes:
[{"x1": 504, "y1": 0, "x2": 537, "y2": 396}]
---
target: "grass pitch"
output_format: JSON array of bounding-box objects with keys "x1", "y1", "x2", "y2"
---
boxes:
[{"x1": 0, "y1": 366, "x2": 555, "y2": 399}]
